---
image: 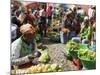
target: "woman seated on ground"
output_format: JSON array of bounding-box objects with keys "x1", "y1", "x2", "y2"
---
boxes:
[
  {"x1": 11, "y1": 23, "x2": 37, "y2": 67},
  {"x1": 80, "y1": 16, "x2": 93, "y2": 40},
  {"x1": 72, "y1": 16, "x2": 93, "y2": 44}
]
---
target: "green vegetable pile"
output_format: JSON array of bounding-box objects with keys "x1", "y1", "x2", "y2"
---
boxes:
[
  {"x1": 48, "y1": 31, "x2": 60, "y2": 42},
  {"x1": 65, "y1": 40, "x2": 96, "y2": 59},
  {"x1": 35, "y1": 33, "x2": 41, "y2": 43},
  {"x1": 80, "y1": 26, "x2": 93, "y2": 40},
  {"x1": 78, "y1": 49, "x2": 96, "y2": 61},
  {"x1": 65, "y1": 40, "x2": 80, "y2": 51},
  {"x1": 65, "y1": 40, "x2": 80, "y2": 57},
  {"x1": 38, "y1": 50, "x2": 50, "y2": 63}
]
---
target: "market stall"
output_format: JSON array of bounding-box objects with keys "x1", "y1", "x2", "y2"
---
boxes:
[{"x1": 11, "y1": 0, "x2": 96, "y2": 74}]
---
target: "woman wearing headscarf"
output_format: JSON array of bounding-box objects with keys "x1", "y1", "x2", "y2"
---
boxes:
[
  {"x1": 11, "y1": 24, "x2": 37, "y2": 67},
  {"x1": 80, "y1": 16, "x2": 93, "y2": 40},
  {"x1": 72, "y1": 16, "x2": 93, "y2": 44}
]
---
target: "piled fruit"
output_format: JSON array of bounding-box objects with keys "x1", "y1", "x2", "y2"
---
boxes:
[
  {"x1": 11, "y1": 64, "x2": 63, "y2": 74},
  {"x1": 25, "y1": 64, "x2": 62, "y2": 73},
  {"x1": 78, "y1": 49, "x2": 96, "y2": 61}
]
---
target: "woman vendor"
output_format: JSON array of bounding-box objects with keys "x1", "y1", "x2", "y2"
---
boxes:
[{"x1": 11, "y1": 23, "x2": 37, "y2": 67}]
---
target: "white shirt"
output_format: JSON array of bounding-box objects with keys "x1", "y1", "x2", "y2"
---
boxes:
[
  {"x1": 88, "y1": 8, "x2": 94, "y2": 19},
  {"x1": 11, "y1": 38, "x2": 22, "y2": 60},
  {"x1": 11, "y1": 24, "x2": 18, "y2": 39},
  {"x1": 39, "y1": 9, "x2": 46, "y2": 17},
  {"x1": 11, "y1": 37, "x2": 36, "y2": 65}
]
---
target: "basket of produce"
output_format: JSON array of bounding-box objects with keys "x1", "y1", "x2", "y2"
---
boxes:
[
  {"x1": 79, "y1": 44, "x2": 89, "y2": 50},
  {"x1": 78, "y1": 49, "x2": 96, "y2": 69},
  {"x1": 65, "y1": 40, "x2": 80, "y2": 58}
]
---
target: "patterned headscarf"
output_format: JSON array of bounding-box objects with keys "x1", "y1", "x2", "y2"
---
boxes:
[{"x1": 20, "y1": 23, "x2": 35, "y2": 34}]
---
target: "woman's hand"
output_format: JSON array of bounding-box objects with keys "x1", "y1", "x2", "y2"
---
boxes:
[{"x1": 28, "y1": 54, "x2": 34, "y2": 61}]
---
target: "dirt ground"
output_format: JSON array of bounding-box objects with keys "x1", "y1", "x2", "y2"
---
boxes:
[{"x1": 42, "y1": 37, "x2": 78, "y2": 71}]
